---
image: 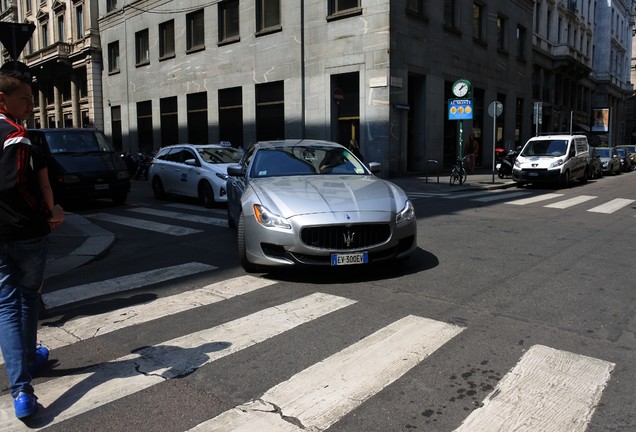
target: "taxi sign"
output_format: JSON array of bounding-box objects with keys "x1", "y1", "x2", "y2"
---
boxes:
[{"x1": 448, "y1": 99, "x2": 473, "y2": 120}]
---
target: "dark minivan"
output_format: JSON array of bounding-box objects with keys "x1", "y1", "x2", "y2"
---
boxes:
[{"x1": 29, "y1": 128, "x2": 131, "y2": 204}]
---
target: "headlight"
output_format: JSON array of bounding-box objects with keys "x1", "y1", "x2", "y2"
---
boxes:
[
  {"x1": 549, "y1": 159, "x2": 564, "y2": 168},
  {"x1": 514, "y1": 159, "x2": 521, "y2": 168},
  {"x1": 396, "y1": 200, "x2": 415, "y2": 225},
  {"x1": 216, "y1": 173, "x2": 229, "y2": 180},
  {"x1": 253, "y1": 204, "x2": 291, "y2": 229}
]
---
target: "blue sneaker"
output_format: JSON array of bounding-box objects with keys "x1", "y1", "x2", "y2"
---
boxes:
[
  {"x1": 14, "y1": 392, "x2": 38, "y2": 419},
  {"x1": 28, "y1": 344, "x2": 49, "y2": 377}
]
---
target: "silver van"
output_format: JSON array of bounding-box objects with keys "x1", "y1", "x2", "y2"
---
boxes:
[{"x1": 512, "y1": 134, "x2": 590, "y2": 187}]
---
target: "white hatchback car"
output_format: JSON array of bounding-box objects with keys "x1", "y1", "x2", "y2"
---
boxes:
[{"x1": 149, "y1": 144, "x2": 243, "y2": 207}]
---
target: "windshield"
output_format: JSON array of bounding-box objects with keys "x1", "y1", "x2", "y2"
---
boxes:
[
  {"x1": 45, "y1": 131, "x2": 116, "y2": 154},
  {"x1": 197, "y1": 147, "x2": 243, "y2": 164},
  {"x1": 249, "y1": 146, "x2": 367, "y2": 178},
  {"x1": 595, "y1": 148, "x2": 610, "y2": 157},
  {"x1": 616, "y1": 148, "x2": 627, "y2": 157},
  {"x1": 521, "y1": 139, "x2": 567, "y2": 157}
]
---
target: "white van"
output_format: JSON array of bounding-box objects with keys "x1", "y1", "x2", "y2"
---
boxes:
[{"x1": 512, "y1": 134, "x2": 590, "y2": 187}]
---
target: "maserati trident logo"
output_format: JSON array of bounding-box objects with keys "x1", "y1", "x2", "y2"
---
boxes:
[{"x1": 343, "y1": 230, "x2": 355, "y2": 247}]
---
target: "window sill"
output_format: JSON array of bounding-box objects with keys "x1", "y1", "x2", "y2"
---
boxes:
[
  {"x1": 186, "y1": 45, "x2": 205, "y2": 55},
  {"x1": 473, "y1": 38, "x2": 487, "y2": 48},
  {"x1": 218, "y1": 36, "x2": 240, "y2": 47},
  {"x1": 159, "y1": 53, "x2": 176, "y2": 62},
  {"x1": 108, "y1": 69, "x2": 120, "y2": 76},
  {"x1": 255, "y1": 25, "x2": 282, "y2": 37},
  {"x1": 135, "y1": 60, "x2": 150, "y2": 68},
  {"x1": 443, "y1": 24, "x2": 461, "y2": 36},
  {"x1": 405, "y1": 9, "x2": 429, "y2": 23},
  {"x1": 326, "y1": 7, "x2": 362, "y2": 22}
]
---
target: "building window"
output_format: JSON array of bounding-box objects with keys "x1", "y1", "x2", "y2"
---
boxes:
[
  {"x1": 135, "y1": 29, "x2": 150, "y2": 66},
  {"x1": 111, "y1": 106, "x2": 123, "y2": 151},
  {"x1": 406, "y1": 0, "x2": 424, "y2": 16},
  {"x1": 256, "y1": 81, "x2": 284, "y2": 141},
  {"x1": 25, "y1": 0, "x2": 31, "y2": 14},
  {"x1": 472, "y1": 3, "x2": 484, "y2": 42},
  {"x1": 219, "y1": 0, "x2": 239, "y2": 44},
  {"x1": 42, "y1": 23, "x2": 48, "y2": 47},
  {"x1": 497, "y1": 15, "x2": 507, "y2": 52},
  {"x1": 137, "y1": 101, "x2": 154, "y2": 152},
  {"x1": 159, "y1": 19, "x2": 175, "y2": 59},
  {"x1": 516, "y1": 25, "x2": 526, "y2": 61},
  {"x1": 186, "y1": 9, "x2": 205, "y2": 51},
  {"x1": 444, "y1": 0, "x2": 458, "y2": 29},
  {"x1": 106, "y1": 0, "x2": 116, "y2": 12},
  {"x1": 160, "y1": 97, "x2": 179, "y2": 147},
  {"x1": 75, "y1": 4, "x2": 84, "y2": 39},
  {"x1": 187, "y1": 92, "x2": 208, "y2": 144},
  {"x1": 57, "y1": 14, "x2": 64, "y2": 43},
  {"x1": 219, "y1": 87, "x2": 244, "y2": 148},
  {"x1": 256, "y1": 0, "x2": 280, "y2": 33},
  {"x1": 108, "y1": 41, "x2": 120, "y2": 73},
  {"x1": 328, "y1": 0, "x2": 360, "y2": 15}
]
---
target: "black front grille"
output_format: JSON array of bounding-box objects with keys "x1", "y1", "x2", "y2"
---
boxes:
[{"x1": 300, "y1": 224, "x2": 391, "y2": 250}]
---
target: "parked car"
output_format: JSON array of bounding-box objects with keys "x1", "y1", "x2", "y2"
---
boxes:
[
  {"x1": 226, "y1": 139, "x2": 417, "y2": 272},
  {"x1": 595, "y1": 147, "x2": 621, "y2": 175},
  {"x1": 512, "y1": 134, "x2": 590, "y2": 187},
  {"x1": 615, "y1": 147, "x2": 633, "y2": 172},
  {"x1": 149, "y1": 143, "x2": 243, "y2": 207},
  {"x1": 28, "y1": 128, "x2": 131, "y2": 204},
  {"x1": 587, "y1": 147, "x2": 603, "y2": 179},
  {"x1": 615, "y1": 145, "x2": 636, "y2": 169}
]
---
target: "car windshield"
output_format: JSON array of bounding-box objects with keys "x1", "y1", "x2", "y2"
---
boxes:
[
  {"x1": 44, "y1": 131, "x2": 116, "y2": 154},
  {"x1": 521, "y1": 139, "x2": 568, "y2": 157},
  {"x1": 198, "y1": 147, "x2": 243, "y2": 164},
  {"x1": 616, "y1": 148, "x2": 627, "y2": 156},
  {"x1": 249, "y1": 145, "x2": 367, "y2": 178},
  {"x1": 595, "y1": 148, "x2": 610, "y2": 157}
]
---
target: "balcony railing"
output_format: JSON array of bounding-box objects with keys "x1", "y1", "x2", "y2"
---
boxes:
[{"x1": 25, "y1": 42, "x2": 71, "y2": 64}]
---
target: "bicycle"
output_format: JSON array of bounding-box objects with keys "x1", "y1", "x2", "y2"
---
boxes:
[{"x1": 449, "y1": 157, "x2": 467, "y2": 185}]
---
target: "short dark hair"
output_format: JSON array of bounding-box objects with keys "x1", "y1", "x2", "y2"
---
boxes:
[{"x1": 0, "y1": 61, "x2": 32, "y2": 84}]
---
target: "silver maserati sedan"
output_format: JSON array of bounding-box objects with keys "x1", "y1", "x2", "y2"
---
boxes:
[{"x1": 226, "y1": 140, "x2": 417, "y2": 272}]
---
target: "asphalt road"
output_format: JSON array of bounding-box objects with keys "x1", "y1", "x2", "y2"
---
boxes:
[{"x1": 2, "y1": 172, "x2": 634, "y2": 431}]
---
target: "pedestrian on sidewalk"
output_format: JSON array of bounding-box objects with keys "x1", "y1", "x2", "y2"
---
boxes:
[
  {"x1": 466, "y1": 134, "x2": 479, "y2": 173},
  {"x1": 0, "y1": 61, "x2": 64, "y2": 419}
]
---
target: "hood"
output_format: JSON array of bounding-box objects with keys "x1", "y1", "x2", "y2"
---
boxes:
[
  {"x1": 49, "y1": 152, "x2": 127, "y2": 174},
  {"x1": 249, "y1": 176, "x2": 408, "y2": 218}
]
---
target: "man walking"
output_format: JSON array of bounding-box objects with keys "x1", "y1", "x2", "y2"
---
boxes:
[{"x1": 0, "y1": 61, "x2": 64, "y2": 419}]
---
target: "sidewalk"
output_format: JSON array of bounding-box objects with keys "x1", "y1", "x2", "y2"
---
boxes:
[{"x1": 45, "y1": 168, "x2": 515, "y2": 278}]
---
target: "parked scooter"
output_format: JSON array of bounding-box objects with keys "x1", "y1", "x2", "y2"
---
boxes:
[{"x1": 498, "y1": 148, "x2": 520, "y2": 178}]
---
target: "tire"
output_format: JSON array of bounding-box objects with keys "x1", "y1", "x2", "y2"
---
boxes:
[
  {"x1": 152, "y1": 176, "x2": 166, "y2": 200},
  {"x1": 227, "y1": 206, "x2": 236, "y2": 229},
  {"x1": 199, "y1": 181, "x2": 215, "y2": 208},
  {"x1": 562, "y1": 170, "x2": 570, "y2": 187},
  {"x1": 580, "y1": 167, "x2": 588, "y2": 184},
  {"x1": 112, "y1": 192, "x2": 127, "y2": 205},
  {"x1": 238, "y1": 213, "x2": 259, "y2": 273}
]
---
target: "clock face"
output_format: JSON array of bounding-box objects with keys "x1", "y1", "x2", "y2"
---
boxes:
[{"x1": 453, "y1": 81, "x2": 469, "y2": 97}]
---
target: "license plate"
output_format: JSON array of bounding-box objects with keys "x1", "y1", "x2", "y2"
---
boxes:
[
  {"x1": 94, "y1": 183, "x2": 110, "y2": 190},
  {"x1": 331, "y1": 252, "x2": 368, "y2": 266},
  {"x1": 528, "y1": 172, "x2": 538, "y2": 176}
]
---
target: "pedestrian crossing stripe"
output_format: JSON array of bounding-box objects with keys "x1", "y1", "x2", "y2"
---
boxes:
[
  {"x1": 588, "y1": 198, "x2": 635, "y2": 214},
  {"x1": 128, "y1": 207, "x2": 228, "y2": 226},
  {"x1": 191, "y1": 315, "x2": 464, "y2": 431},
  {"x1": 88, "y1": 212, "x2": 203, "y2": 235},
  {"x1": 544, "y1": 195, "x2": 598, "y2": 209},
  {"x1": 472, "y1": 191, "x2": 532, "y2": 202},
  {"x1": 0, "y1": 293, "x2": 357, "y2": 431},
  {"x1": 454, "y1": 345, "x2": 614, "y2": 432},
  {"x1": 43, "y1": 262, "x2": 217, "y2": 309},
  {"x1": 164, "y1": 202, "x2": 226, "y2": 215},
  {"x1": 506, "y1": 193, "x2": 564, "y2": 205}
]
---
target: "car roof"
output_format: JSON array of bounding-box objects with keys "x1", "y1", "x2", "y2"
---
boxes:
[
  {"x1": 527, "y1": 134, "x2": 587, "y2": 140},
  {"x1": 252, "y1": 139, "x2": 344, "y2": 149},
  {"x1": 160, "y1": 143, "x2": 235, "y2": 150}
]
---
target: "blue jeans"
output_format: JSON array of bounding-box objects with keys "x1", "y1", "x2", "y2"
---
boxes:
[{"x1": 0, "y1": 235, "x2": 48, "y2": 398}]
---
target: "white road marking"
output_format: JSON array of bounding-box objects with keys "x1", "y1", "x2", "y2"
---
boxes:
[
  {"x1": 587, "y1": 198, "x2": 635, "y2": 214},
  {"x1": 164, "y1": 202, "x2": 226, "y2": 214},
  {"x1": 544, "y1": 195, "x2": 597, "y2": 209},
  {"x1": 0, "y1": 293, "x2": 356, "y2": 431},
  {"x1": 0, "y1": 276, "x2": 275, "y2": 367},
  {"x1": 128, "y1": 207, "x2": 228, "y2": 226},
  {"x1": 472, "y1": 191, "x2": 532, "y2": 202},
  {"x1": 192, "y1": 315, "x2": 464, "y2": 431},
  {"x1": 443, "y1": 190, "x2": 501, "y2": 199},
  {"x1": 454, "y1": 345, "x2": 614, "y2": 432},
  {"x1": 42, "y1": 262, "x2": 216, "y2": 309},
  {"x1": 506, "y1": 193, "x2": 564, "y2": 205},
  {"x1": 89, "y1": 213, "x2": 202, "y2": 235}
]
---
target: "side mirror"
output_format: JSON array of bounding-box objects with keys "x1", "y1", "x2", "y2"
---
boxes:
[
  {"x1": 227, "y1": 164, "x2": 244, "y2": 177},
  {"x1": 184, "y1": 159, "x2": 198, "y2": 166},
  {"x1": 368, "y1": 162, "x2": 382, "y2": 174}
]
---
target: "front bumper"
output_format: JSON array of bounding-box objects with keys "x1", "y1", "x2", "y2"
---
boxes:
[{"x1": 512, "y1": 168, "x2": 561, "y2": 183}]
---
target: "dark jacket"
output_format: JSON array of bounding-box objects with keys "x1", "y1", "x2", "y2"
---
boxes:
[{"x1": 0, "y1": 111, "x2": 50, "y2": 241}]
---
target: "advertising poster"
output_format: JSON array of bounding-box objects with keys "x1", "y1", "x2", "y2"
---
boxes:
[{"x1": 591, "y1": 107, "x2": 609, "y2": 132}]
